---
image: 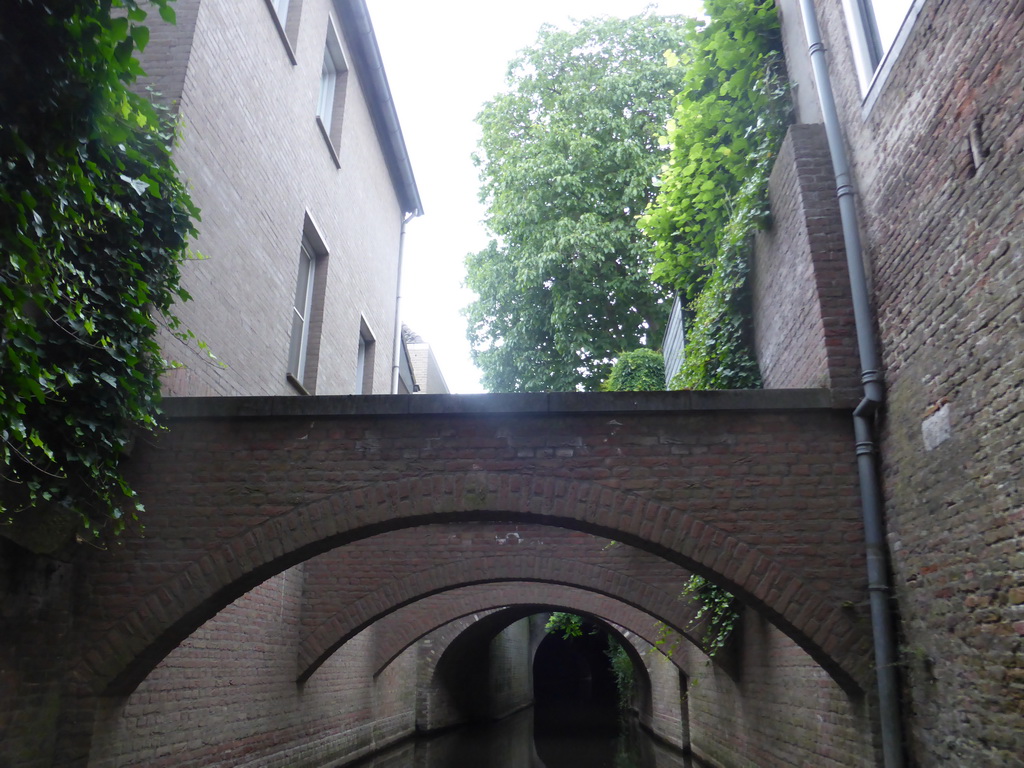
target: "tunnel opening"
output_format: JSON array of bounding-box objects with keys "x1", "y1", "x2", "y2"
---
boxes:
[{"x1": 533, "y1": 612, "x2": 630, "y2": 758}]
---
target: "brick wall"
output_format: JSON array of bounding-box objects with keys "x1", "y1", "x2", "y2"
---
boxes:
[
  {"x1": 139, "y1": 0, "x2": 405, "y2": 398},
  {"x1": 86, "y1": 567, "x2": 417, "y2": 767},
  {"x1": 781, "y1": 2, "x2": 1024, "y2": 763},
  {"x1": 414, "y1": 613, "x2": 533, "y2": 732},
  {"x1": 678, "y1": 606, "x2": 875, "y2": 768},
  {"x1": 753, "y1": 123, "x2": 859, "y2": 395}
]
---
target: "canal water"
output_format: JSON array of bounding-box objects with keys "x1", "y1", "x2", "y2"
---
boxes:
[
  {"x1": 350, "y1": 707, "x2": 693, "y2": 768},
  {"x1": 353, "y1": 623, "x2": 693, "y2": 767}
]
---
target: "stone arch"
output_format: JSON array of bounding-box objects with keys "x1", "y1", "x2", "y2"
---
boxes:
[
  {"x1": 420, "y1": 607, "x2": 655, "y2": 733},
  {"x1": 88, "y1": 471, "x2": 871, "y2": 696},
  {"x1": 297, "y1": 555, "x2": 701, "y2": 681},
  {"x1": 370, "y1": 582, "x2": 688, "y2": 677}
]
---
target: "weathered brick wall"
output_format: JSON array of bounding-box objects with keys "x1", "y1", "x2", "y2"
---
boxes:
[
  {"x1": 783, "y1": 2, "x2": 1024, "y2": 764},
  {"x1": 87, "y1": 567, "x2": 417, "y2": 768},
  {"x1": 753, "y1": 123, "x2": 859, "y2": 395},
  {"x1": 680, "y1": 606, "x2": 875, "y2": 768},
  {"x1": 637, "y1": 637, "x2": 689, "y2": 751},
  {"x1": 414, "y1": 613, "x2": 534, "y2": 732},
  {"x1": 0, "y1": 545, "x2": 78, "y2": 768},
  {"x1": 140, "y1": 0, "x2": 404, "y2": 398}
]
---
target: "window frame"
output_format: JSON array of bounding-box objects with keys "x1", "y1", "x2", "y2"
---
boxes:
[
  {"x1": 287, "y1": 238, "x2": 317, "y2": 388},
  {"x1": 262, "y1": 0, "x2": 301, "y2": 64},
  {"x1": 356, "y1": 320, "x2": 376, "y2": 394},
  {"x1": 841, "y1": 0, "x2": 927, "y2": 110},
  {"x1": 287, "y1": 214, "x2": 330, "y2": 394},
  {"x1": 316, "y1": 17, "x2": 348, "y2": 166}
]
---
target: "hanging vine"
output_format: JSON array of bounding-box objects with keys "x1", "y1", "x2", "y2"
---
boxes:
[{"x1": 0, "y1": 0, "x2": 198, "y2": 550}]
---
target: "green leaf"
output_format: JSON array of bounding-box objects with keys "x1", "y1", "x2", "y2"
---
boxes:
[{"x1": 131, "y1": 25, "x2": 150, "y2": 52}]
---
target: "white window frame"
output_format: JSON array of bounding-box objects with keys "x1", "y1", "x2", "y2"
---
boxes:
[
  {"x1": 287, "y1": 214, "x2": 330, "y2": 393},
  {"x1": 317, "y1": 19, "x2": 347, "y2": 139},
  {"x1": 356, "y1": 320, "x2": 376, "y2": 394},
  {"x1": 288, "y1": 238, "x2": 317, "y2": 385},
  {"x1": 842, "y1": 0, "x2": 926, "y2": 107},
  {"x1": 262, "y1": 0, "x2": 300, "y2": 63}
]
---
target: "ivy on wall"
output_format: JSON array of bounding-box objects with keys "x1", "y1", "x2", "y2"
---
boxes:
[
  {"x1": 639, "y1": 0, "x2": 789, "y2": 391},
  {"x1": 0, "y1": 0, "x2": 198, "y2": 550},
  {"x1": 634, "y1": 0, "x2": 791, "y2": 644}
]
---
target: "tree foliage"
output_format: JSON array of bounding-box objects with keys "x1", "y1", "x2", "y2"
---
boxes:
[
  {"x1": 464, "y1": 14, "x2": 691, "y2": 392},
  {"x1": 545, "y1": 611, "x2": 586, "y2": 640},
  {"x1": 602, "y1": 348, "x2": 665, "y2": 392},
  {"x1": 638, "y1": 0, "x2": 789, "y2": 390},
  {"x1": 0, "y1": 0, "x2": 197, "y2": 549}
]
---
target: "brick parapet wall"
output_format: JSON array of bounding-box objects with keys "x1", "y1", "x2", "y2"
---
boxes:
[{"x1": 753, "y1": 123, "x2": 859, "y2": 396}]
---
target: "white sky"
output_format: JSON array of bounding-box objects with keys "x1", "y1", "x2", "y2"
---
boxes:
[{"x1": 366, "y1": 0, "x2": 705, "y2": 393}]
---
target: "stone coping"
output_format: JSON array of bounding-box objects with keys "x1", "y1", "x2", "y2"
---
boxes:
[{"x1": 160, "y1": 388, "x2": 852, "y2": 420}]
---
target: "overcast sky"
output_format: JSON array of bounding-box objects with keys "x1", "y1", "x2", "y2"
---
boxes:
[{"x1": 366, "y1": 1, "x2": 705, "y2": 393}]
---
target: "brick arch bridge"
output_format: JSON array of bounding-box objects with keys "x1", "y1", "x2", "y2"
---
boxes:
[
  {"x1": 298, "y1": 546, "x2": 705, "y2": 680},
  {"x1": 368, "y1": 582, "x2": 690, "y2": 676},
  {"x1": 78, "y1": 391, "x2": 872, "y2": 702},
  {"x1": 422, "y1": 605, "x2": 658, "y2": 724}
]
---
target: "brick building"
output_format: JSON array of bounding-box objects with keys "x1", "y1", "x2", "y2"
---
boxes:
[
  {"x1": 759, "y1": 1, "x2": 1023, "y2": 764},
  {"x1": 141, "y1": 0, "x2": 422, "y2": 398}
]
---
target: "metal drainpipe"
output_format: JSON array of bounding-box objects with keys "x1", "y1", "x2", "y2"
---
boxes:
[
  {"x1": 797, "y1": 1, "x2": 906, "y2": 766},
  {"x1": 390, "y1": 212, "x2": 415, "y2": 394}
]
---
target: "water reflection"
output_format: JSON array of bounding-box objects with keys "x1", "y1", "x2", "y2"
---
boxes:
[{"x1": 350, "y1": 708, "x2": 692, "y2": 768}]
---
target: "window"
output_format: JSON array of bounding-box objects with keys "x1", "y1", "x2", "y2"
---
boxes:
[
  {"x1": 317, "y1": 19, "x2": 348, "y2": 164},
  {"x1": 287, "y1": 215, "x2": 329, "y2": 393},
  {"x1": 356, "y1": 320, "x2": 376, "y2": 394},
  {"x1": 287, "y1": 238, "x2": 317, "y2": 387},
  {"x1": 262, "y1": 0, "x2": 301, "y2": 61},
  {"x1": 842, "y1": 0, "x2": 917, "y2": 94}
]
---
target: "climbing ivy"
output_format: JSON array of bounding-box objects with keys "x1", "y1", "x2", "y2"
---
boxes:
[
  {"x1": 681, "y1": 574, "x2": 738, "y2": 657},
  {"x1": 638, "y1": 0, "x2": 789, "y2": 390},
  {"x1": 0, "y1": 0, "x2": 198, "y2": 549}
]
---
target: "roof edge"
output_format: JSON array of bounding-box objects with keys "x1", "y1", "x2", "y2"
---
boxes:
[{"x1": 336, "y1": 0, "x2": 422, "y2": 216}]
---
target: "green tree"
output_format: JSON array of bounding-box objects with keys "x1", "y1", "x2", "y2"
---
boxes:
[
  {"x1": 0, "y1": 0, "x2": 197, "y2": 550},
  {"x1": 602, "y1": 348, "x2": 665, "y2": 392},
  {"x1": 464, "y1": 14, "x2": 691, "y2": 392}
]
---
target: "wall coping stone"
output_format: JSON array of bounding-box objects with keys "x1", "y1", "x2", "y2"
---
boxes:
[{"x1": 160, "y1": 389, "x2": 850, "y2": 420}]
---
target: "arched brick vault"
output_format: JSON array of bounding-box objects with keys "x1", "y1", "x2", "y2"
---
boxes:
[
  {"x1": 420, "y1": 608, "x2": 657, "y2": 724},
  {"x1": 296, "y1": 523, "x2": 703, "y2": 675},
  {"x1": 297, "y1": 548, "x2": 704, "y2": 681},
  {"x1": 369, "y1": 583, "x2": 689, "y2": 677},
  {"x1": 77, "y1": 392, "x2": 873, "y2": 697}
]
